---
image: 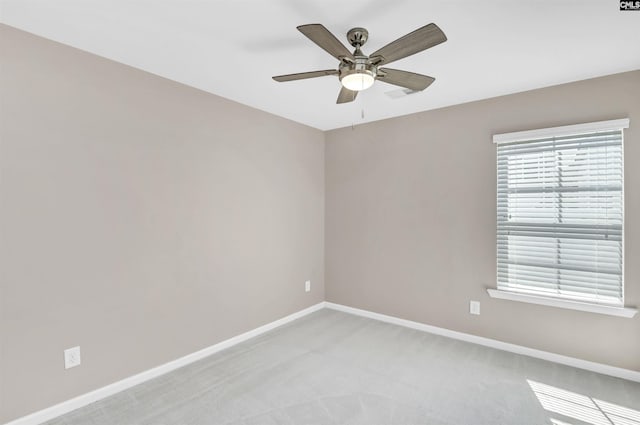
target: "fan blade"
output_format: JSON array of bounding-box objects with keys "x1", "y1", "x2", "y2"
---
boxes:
[
  {"x1": 370, "y1": 23, "x2": 447, "y2": 65},
  {"x1": 297, "y1": 24, "x2": 355, "y2": 62},
  {"x1": 377, "y1": 68, "x2": 435, "y2": 91},
  {"x1": 337, "y1": 87, "x2": 358, "y2": 104},
  {"x1": 273, "y1": 70, "x2": 338, "y2": 82}
]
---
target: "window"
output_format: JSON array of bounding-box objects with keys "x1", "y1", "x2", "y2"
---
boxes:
[{"x1": 490, "y1": 119, "x2": 635, "y2": 316}]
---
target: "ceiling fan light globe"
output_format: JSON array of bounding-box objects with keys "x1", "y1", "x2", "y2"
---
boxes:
[{"x1": 340, "y1": 72, "x2": 375, "y2": 91}]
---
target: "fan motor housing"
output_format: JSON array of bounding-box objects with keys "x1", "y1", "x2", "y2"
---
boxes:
[
  {"x1": 339, "y1": 56, "x2": 377, "y2": 91},
  {"x1": 339, "y1": 61, "x2": 377, "y2": 82}
]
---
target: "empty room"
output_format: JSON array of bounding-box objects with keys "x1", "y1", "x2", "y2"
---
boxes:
[{"x1": 1, "y1": 1, "x2": 639, "y2": 424}]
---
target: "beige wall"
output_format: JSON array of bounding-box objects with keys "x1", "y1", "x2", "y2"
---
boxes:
[
  {"x1": 325, "y1": 70, "x2": 640, "y2": 372},
  {"x1": 0, "y1": 25, "x2": 325, "y2": 422}
]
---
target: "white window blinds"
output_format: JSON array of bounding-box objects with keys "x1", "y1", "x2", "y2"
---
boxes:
[{"x1": 495, "y1": 120, "x2": 627, "y2": 306}]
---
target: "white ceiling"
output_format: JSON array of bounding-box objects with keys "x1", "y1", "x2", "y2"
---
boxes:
[{"x1": 1, "y1": 0, "x2": 639, "y2": 130}]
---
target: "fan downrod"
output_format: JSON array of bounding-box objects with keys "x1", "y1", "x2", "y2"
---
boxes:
[{"x1": 347, "y1": 28, "x2": 368, "y2": 48}]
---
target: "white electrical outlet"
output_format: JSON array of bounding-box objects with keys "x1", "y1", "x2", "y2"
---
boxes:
[
  {"x1": 64, "y1": 346, "x2": 81, "y2": 369},
  {"x1": 469, "y1": 301, "x2": 480, "y2": 315},
  {"x1": 305, "y1": 280, "x2": 311, "y2": 292}
]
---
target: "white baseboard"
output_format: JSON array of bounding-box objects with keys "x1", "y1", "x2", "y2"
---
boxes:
[
  {"x1": 7, "y1": 300, "x2": 639, "y2": 425},
  {"x1": 325, "y1": 302, "x2": 640, "y2": 383},
  {"x1": 4, "y1": 302, "x2": 326, "y2": 425}
]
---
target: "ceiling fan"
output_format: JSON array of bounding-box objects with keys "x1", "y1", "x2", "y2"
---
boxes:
[{"x1": 272, "y1": 23, "x2": 447, "y2": 104}]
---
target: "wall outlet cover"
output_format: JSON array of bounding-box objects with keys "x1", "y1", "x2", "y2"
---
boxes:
[
  {"x1": 470, "y1": 301, "x2": 481, "y2": 315},
  {"x1": 305, "y1": 280, "x2": 311, "y2": 292},
  {"x1": 64, "y1": 346, "x2": 81, "y2": 369}
]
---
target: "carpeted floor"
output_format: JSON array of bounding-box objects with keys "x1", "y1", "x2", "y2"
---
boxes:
[{"x1": 44, "y1": 308, "x2": 640, "y2": 425}]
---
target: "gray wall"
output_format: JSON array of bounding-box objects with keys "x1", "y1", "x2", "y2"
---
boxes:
[
  {"x1": 0, "y1": 25, "x2": 325, "y2": 423},
  {"x1": 325, "y1": 70, "x2": 640, "y2": 372}
]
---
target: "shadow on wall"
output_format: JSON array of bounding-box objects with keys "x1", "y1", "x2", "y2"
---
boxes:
[{"x1": 528, "y1": 380, "x2": 640, "y2": 425}]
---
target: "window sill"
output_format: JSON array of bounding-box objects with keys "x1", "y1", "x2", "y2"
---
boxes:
[{"x1": 486, "y1": 289, "x2": 638, "y2": 318}]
